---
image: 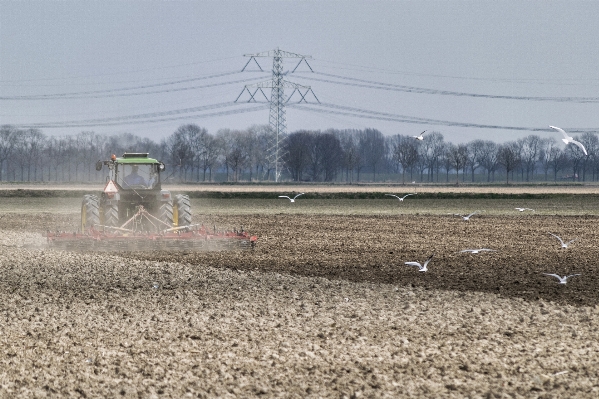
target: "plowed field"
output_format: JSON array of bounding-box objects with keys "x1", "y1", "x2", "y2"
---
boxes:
[{"x1": 1, "y1": 196, "x2": 599, "y2": 398}]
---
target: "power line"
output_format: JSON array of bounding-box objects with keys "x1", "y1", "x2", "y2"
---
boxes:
[
  {"x1": 1, "y1": 73, "x2": 268, "y2": 100},
  {"x1": 312, "y1": 58, "x2": 599, "y2": 86},
  {"x1": 293, "y1": 71, "x2": 599, "y2": 103},
  {"x1": 0, "y1": 55, "x2": 242, "y2": 84},
  {"x1": 13, "y1": 103, "x2": 268, "y2": 129},
  {"x1": 289, "y1": 102, "x2": 598, "y2": 133}
]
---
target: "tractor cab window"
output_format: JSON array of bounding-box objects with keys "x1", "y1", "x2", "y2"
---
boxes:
[{"x1": 117, "y1": 164, "x2": 158, "y2": 189}]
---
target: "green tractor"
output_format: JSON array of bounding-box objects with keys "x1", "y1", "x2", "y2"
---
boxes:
[{"x1": 81, "y1": 152, "x2": 191, "y2": 232}]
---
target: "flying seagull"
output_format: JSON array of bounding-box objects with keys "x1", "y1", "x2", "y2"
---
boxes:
[
  {"x1": 278, "y1": 193, "x2": 304, "y2": 203},
  {"x1": 385, "y1": 193, "x2": 416, "y2": 202},
  {"x1": 453, "y1": 211, "x2": 479, "y2": 221},
  {"x1": 515, "y1": 207, "x2": 534, "y2": 212},
  {"x1": 404, "y1": 254, "x2": 434, "y2": 272},
  {"x1": 549, "y1": 126, "x2": 588, "y2": 156},
  {"x1": 543, "y1": 273, "x2": 581, "y2": 285},
  {"x1": 412, "y1": 130, "x2": 427, "y2": 141},
  {"x1": 460, "y1": 249, "x2": 496, "y2": 254},
  {"x1": 548, "y1": 232, "x2": 577, "y2": 249}
]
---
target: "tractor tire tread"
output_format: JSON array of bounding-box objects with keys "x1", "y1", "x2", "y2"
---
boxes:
[
  {"x1": 81, "y1": 195, "x2": 100, "y2": 230},
  {"x1": 175, "y1": 194, "x2": 192, "y2": 226},
  {"x1": 158, "y1": 201, "x2": 174, "y2": 228},
  {"x1": 104, "y1": 204, "x2": 119, "y2": 227}
]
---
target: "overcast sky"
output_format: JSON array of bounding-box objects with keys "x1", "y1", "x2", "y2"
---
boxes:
[{"x1": 1, "y1": 1, "x2": 599, "y2": 144}]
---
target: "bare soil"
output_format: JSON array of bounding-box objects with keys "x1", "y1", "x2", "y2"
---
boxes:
[{"x1": 1, "y1": 210, "x2": 599, "y2": 398}]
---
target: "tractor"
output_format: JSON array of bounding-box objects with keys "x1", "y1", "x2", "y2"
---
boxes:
[
  {"x1": 46, "y1": 152, "x2": 256, "y2": 251},
  {"x1": 81, "y1": 152, "x2": 191, "y2": 232}
]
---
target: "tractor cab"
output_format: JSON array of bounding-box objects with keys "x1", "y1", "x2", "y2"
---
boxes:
[
  {"x1": 98, "y1": 153, "x2": 165, "y2": 191},
  {"x1": 116, "y1": 161, "x2": 160, "y2": 190}
]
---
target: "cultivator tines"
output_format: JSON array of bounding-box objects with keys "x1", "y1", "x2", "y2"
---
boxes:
[{"x1": 44, "y1": 224, "x2": 257, "y2": 252}]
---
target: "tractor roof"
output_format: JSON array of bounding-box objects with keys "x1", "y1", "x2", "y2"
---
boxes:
[{"x1": 116, "y1": 153, "x2": 159, "y2": 164}]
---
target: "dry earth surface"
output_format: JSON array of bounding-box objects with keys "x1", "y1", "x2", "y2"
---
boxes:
[{"x1": 1, "y1": 196, "x2": 599, "y2": 398}]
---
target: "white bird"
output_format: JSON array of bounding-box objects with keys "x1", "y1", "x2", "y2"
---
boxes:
[
  {"x1": 404, "y1": 254, "x2": 434, "y2": 272},
  {"x1": 460, "y1": 249, "x2": 496, "y2": 254},
  {"x1": 515, "y1": 207, "x2": 534, "y2": 212},
  {"x1": 548, "y1": 232, "x2": 577, "y2": 249},
  {"x1": 412, "y1": 130, "x2": 427, "y2": 140},
  {"x1": 454, "y1": 211, "x2": 479, "y2": 221},
  {"x1": 385, "y1": 193, "x2": 416, "y2": 202},
  {"x1": 543, "y1": 273, "x2": 581, "y2": 285},
  {"x1": 278, "y1": 193, "x2": 304, "y2": 203},
  {"x1": 549, "y1": 126, "x2": 588, "y2": 156}
]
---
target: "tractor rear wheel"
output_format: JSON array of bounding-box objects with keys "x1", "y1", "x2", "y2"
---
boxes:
[
  {"x1": 158, "y1": 201, "x2": 174, "y2": 229},
  {"x1": 103, "y1": 204, "x2": 119, "y2": 227},
  {"x1": 81, "y1": 195, "x2": 100, "y2": 231},
  {"x1": 174, "y1": 194, "x2": 192, "y2": 227}
]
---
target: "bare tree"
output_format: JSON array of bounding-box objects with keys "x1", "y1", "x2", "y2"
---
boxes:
[
  {"x1": 15, "y1": 129, "x2": 46, "y2": 182},
  {"x1": 359, "y1": 128, "x2": 386, "y2": 182},
  {"x1": 392, "y1": 135, "x2": 419, "y2": 184},
  {"x1": 466, "y1": 139, "x2": 485, "y2": 182},
  {"x1": 318, "y1": 132, "x2": 343, "y2": 181},
  {"x1": 538, "y1": 138, "x2": 558, "y2": 181},
  {"x1": 246, "y1": 125, "x2": 269, "y2": 181},
  {"x1": 578, "y1": 132, "x2": 598, "y2": 181},
  {"x1": 440, "y1": 143, "x2": 453, "y2": 182},
  {"x1": 548, "y1": 146, "x2": 569, "y2": 181},
  {"x1": 199, "y1": 134, "x2": 219, "y2": 182},
  {"x1": 336, "y1": 130, "x2": 361, "y2": 183},
  {"x1": 478, "y1": 141, "x2": 499, "y2": 182},
  {"x1": 0, "y1": 125, "x2": 18, "y2": 181},
  {"x1": 447, "y1": 143, "x2": 468, "y2": 184},
  {"x1": 422, "y1": 132, "x2": 445, "y2": 182},
  {"x1": 520, "y1": 135, "x2": 541, "y2": 182},
  {"x1": 565, "y1": 143, "x2": 585, "y2": 182},
  {"x1": 285, "y1": 130, "x2": 312, "y2": 181},
  {"x1": 497, "y1": 142, "x2": 521, "y2": 184}
]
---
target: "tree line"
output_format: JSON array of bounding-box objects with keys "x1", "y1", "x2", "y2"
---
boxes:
[{"x1": 0, "y1": 124, "x2": 597, "y2": 184}]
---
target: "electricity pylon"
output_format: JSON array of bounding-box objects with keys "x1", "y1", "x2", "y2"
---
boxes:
[{"x1": 236, "y1": 48, "x2": 319, "y2": 182}]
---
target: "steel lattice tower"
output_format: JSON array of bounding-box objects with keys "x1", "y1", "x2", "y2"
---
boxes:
[
  {"x1": 269, "y1": 49, "x2": 286, "y2": 181},
  {"x1": 236, "y1": 48, "x2": 318, "y2": 182}
]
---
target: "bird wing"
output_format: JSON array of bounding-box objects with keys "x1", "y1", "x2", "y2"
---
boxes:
[
  {"x1": 386, "y1": 194, "x2": 400, "y2": 200},
  {"x1": 571, "y1": 140, "x2": 588, "y2": 156},
  {"x1": 565, "y1": 274, "x2": 581, "y2": 279},
  {"x1": 480, "y1": 249, "x2": 496, "y2": 252},
  {"x1": 566, "y1": 238, "x2": 578, "y2": 245},
  {"x1": 466, "y1": 212, "x2": 478, "y2": 218},
  {"x1": 404, "y1": 262, "x2": 422, "y2": 268},
  {"x1": 423, "y1": 254, "x2": 434, "y2": 266},
  {"x1": 549, "y1": 126, "x2": 570, "y2": 140},
  {"x1": 401, "y1": 194, "x2": 414, "y2": 200},
  {"x1": 543, "y1": 273, "x2": 562, "y2": 280},
  {"x1": 515, "y1": 208, "x2": 523, "y2": 211},
  {"x1": 293, "y1": 193, "x2": 305, "y2": 199},
  {"x1": 548, "y1": 232, "x2": 565, "y2": 245},
  {"x1": 278, "y1": 196, "x2": 291, "y2": 200},
  {"x1": 460, "y1": 249, "x2": 473, "y2": 253}
]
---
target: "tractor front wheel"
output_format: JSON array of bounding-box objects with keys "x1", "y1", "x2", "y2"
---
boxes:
[
  {"x1": 81, "y1": 195, "x2": 100, "y2": 231},
  {"x1": 174, "y1": 194, "x2": 192, "y2": 227}
]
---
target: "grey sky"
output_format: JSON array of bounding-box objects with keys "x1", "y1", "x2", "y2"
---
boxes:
[{"x1": 1, "y1": 1, "x2": 598, "y2": 143}]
